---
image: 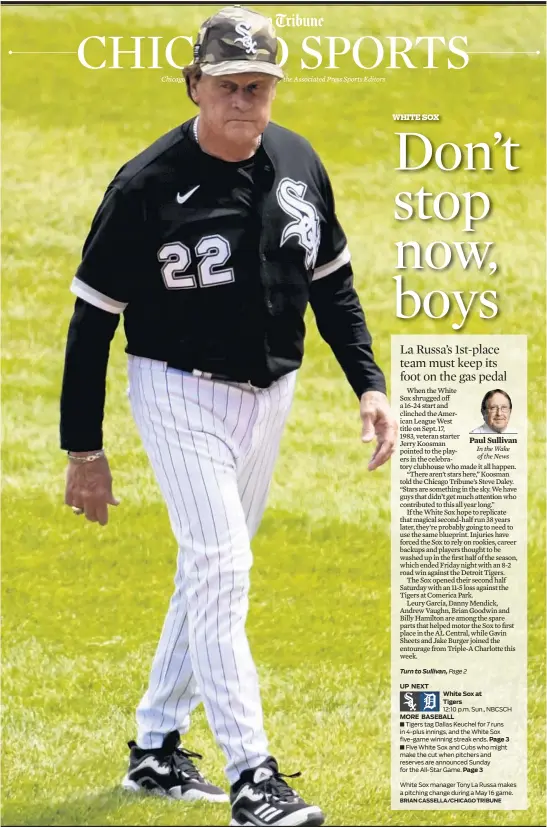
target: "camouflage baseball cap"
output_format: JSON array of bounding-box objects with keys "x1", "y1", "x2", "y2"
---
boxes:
[{"x1": 192, "y1": 5, "x2": 284, "y2": 79}]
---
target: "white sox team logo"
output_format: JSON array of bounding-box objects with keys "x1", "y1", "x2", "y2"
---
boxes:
[
  {"x1": 277, "y1": 178, "x2": 320, "y2": 270},
  {"x1": 234, "y1": 22, "x2": 258, "y2": 55}
]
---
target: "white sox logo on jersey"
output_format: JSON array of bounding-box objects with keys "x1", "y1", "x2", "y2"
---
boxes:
[
  {"x1": 234, "y1": 22, "x2": 258, "y2": 55},
  {"x1": 277, "y1": 178, "x2": 321, "y2": 270}
]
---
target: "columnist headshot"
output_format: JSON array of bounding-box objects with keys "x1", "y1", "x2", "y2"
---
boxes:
[{"x1": 471, "y1": 389, "x2": 516, "y2": 434}]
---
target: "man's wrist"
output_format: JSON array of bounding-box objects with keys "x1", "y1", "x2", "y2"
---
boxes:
[
  {"x1": 360, "y1": 388, "x2": 388, "y2": 400},
  {"x1": 67, "y1": 449, "x2": 103, "y2": 456}
]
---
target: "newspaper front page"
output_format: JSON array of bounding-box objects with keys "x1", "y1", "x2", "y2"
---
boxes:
[{"x1": 2, "y1": 3, "x2": 545, "y2": 827}]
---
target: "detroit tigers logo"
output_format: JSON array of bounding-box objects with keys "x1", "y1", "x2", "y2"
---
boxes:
[
  {"x1": 234, "y1": 22, "x2": 257, "y2": 55},
  {"x1": 277, "y1": 178, "x2": 321, "y2": 270}
]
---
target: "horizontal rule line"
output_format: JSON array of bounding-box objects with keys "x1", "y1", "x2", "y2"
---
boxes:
[
  {"x1": 467, "y1": 50, "x2": 541, "y2": 54},
  {"x1": 2, "y1": 1, "x2": 547, "y2": 5},
  {"x1": 8, "y1": 51, "x2": 77, "y2": 54},
  {"x1": 8, "y1": 49, "x2": 542, "y2": 56}
]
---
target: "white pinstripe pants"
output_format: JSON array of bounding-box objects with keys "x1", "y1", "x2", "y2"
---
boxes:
[{"x1": 127, "y1": 355, "x2": 296, "y2": 783}]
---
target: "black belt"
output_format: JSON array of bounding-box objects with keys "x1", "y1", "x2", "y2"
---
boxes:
[{"x1": 167, "y1": 364, "x2": 271, "y2": 390}]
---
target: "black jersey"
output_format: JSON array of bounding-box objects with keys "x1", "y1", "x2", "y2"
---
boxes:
[{"x1": 61, "y1": 118, "x2": 386, "y2": 450}]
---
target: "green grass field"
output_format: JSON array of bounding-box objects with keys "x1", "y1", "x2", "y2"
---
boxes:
[{"x1": 2, "y1": 4, "x2": 545, "y2": 825}]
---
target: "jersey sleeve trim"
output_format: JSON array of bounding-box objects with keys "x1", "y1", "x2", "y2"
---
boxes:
[
  {"x1": 70, "y1": 278, "x2": 128, "y2": 315},
  {"x1": 312, "y1": 245, "x2": 351, "y2": 282}
]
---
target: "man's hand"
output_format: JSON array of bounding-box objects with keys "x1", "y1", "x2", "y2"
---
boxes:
[
  {"x1": 65, "y1": 454, "x2": 120, "y2": 526},
  {"x1": 360, "y1": 390, "x2": 398, "y2": 471}
]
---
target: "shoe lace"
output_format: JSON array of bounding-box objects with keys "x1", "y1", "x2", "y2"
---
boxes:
[
  {"x1": 257, "y1": 770, "x2": 302, "y2": 803},
  {"x1": 170, "y1": 746, "x2": 205, "y2": 781}
]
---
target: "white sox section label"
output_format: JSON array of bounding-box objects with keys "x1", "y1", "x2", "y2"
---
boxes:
[{"x1": 390, "y1": 335, "x2": 527, "y2": 810}]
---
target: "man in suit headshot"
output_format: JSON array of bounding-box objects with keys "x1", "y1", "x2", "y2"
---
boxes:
[{"x1": 471, "y1": 389, "x2": 516, "y2": 434}]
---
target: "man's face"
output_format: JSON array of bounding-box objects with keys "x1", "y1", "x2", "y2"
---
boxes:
[
  {"x1": 484, "y1": 392, "x2": 511, "y2": 432},
  {"x1": 192, "y1": 72, "x2": 277, "y2": 143}
]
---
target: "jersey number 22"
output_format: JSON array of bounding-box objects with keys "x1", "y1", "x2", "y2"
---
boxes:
[{"x1": 158, "y1": 235, "x2": 234, "y2": 290}]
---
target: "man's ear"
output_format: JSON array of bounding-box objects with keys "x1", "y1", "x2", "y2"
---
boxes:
[{"x1": 190, "y1": 74, "x2": 203, "y2": 104}]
